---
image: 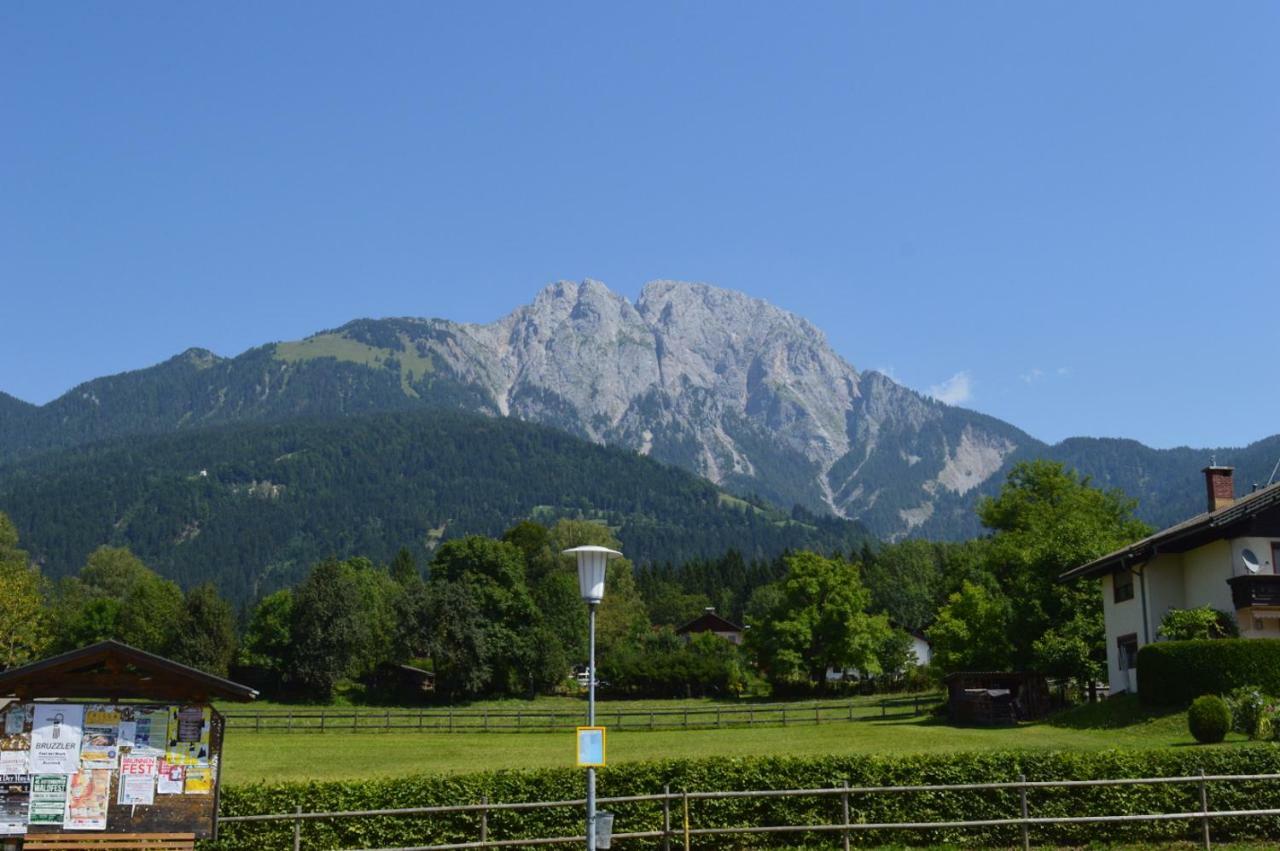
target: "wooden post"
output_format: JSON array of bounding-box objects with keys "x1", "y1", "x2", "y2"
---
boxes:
[
  {"x1": 419, "y1": 709, "x2": 424, "y2": 731},
  {"x1": 650, "y1": 711, "x2": 655, "y2": 730},
  {"x1": 716, "y1": 706, "x2": 722, "y2": 728},
  {"x1": 480, "y1": 794, "x2": 489, "y2": 844},
  {"x1": 287, "y1": 710, "x2": 294, "y2": 733},
  {"x1": 1200, "y1": 769, "x2": 1211, "y2": 850},
  {"x1": 841, "y1": 779, "x2": 850, "y2": 851},
  {"x1": 484, "y1": 709, "x2": 489, "y2": 732},
  {"x1": 517, "y1": 710, "x2": 522, "y2": 731},
  {"x1": 749, "y1": 707, "x2": 754, "y2": 727},
  {"x1": 682, "y1": 790, "x2": 691, "y2": 851},
  {"x1": 782, "y1": 706, "x2": 788, "y2": 726},
  {"x1": 449, "y1": 708, "x2": 454, "y2": 733},
  {"x1": 385, "y1": 709, "x2": 391, "y2": 731},
  {"x1": 352, "y1": 711, "x2": 358, "y2": 732},
  {"x1": 847, "y1": 702, "x2": 854, "y2": 721},
  {"x1": 319, "y1": 710, "x2": 326, "y2": 733},
  {"x1": 1019, "y1": 773, "x2": 1030, "y2": 851},
  {"x1": 881, "y1": 700, "x2": 886, "y2": 718},
  {"x1": 662, "y1": 784, "x2": 671, "y2": 851},
  {"x1": 256, "y1": 713, "x2": 262, "y2": 733},
  {"x1": 684, "y1": 708, "x2": 688, "y2": 729},
  {"x1": 914, "y1": 694, "x2": 920, "y2": 715},
  {"x1": 292, "y1": 804, "x2": 302, "y2": 851},
  {"x1": 815, "y1": 704, "x2": 820, "y2": 725}
]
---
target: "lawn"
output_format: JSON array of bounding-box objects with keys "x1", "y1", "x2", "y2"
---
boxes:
[{"x1": 219, "y1": 697, "x2": 1248, "y2": 785}]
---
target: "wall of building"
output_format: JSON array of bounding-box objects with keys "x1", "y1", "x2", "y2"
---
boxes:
[
  {"x1": 1144, "y1": 553, "x2": 1186, "y2": 636},
  {"x1": 1101, "y1": 571, "x2": 1146, "y2": 695},
  {"x1": 1182, "y1": 539, "x2": 1235, "y2": 615},
  {"x1": 910, "y1": 635, "x2": 931, "y2": 666}
]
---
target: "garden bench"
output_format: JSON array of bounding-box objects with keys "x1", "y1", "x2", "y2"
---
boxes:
[{"x1": 21, "y1": 834, "x2": 196, "y2": 850}]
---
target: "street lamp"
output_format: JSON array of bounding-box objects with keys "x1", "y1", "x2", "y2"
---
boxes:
[{"x1": 563, "y1": 545, "x2": 622, "y2": 851}]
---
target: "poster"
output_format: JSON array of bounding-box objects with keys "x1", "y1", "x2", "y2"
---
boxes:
[
  {"x1": 122, "y1": 705, "x2": 166, "y2": 757},
  {"x1": 118, "y1": 773, "x2": 155, "y2": 806},
  {"x1": 165, "y1": 705, "x2": 210, "y2": 766},
  {"x1": 31, "y1": 705, "x2": 83, "y2": 774},
  {"x1": 183, "y1": 766, "x2": 213, "y2": 795},
  {"x1": 0, "y1": 774, "x2": 30, "y2": 835},
  {"x1": 156, "y1": 760, "x2": 184, "y2": 795},
  {"x1": 0, "y1": 704, "x2": 32, "y2": 773},
  {"x1": 29, "y1": 775, "x2": 68, "y2": 825},
  {"x1": 64, "y1": 770, "x2": 110, "y2": 830},
  {"x1": 80, "y1": 705, "x2": 121, "y2": 769},
  {"x1": 3, "y1": 704, "x2": 30, "y2": 736}
]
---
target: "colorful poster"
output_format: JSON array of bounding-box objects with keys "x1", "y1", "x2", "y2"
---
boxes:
[
  {"x1": 183, "y1": 766, "x2": 213, "y2": 795},
  {"x1": 122, "y1": 706, "x2": 166, "y2": 758},
  {"x1": 31, "y1": 705, "x2": 83, "y2": 774},
  {"x1": 64, "y1": 770, "x2": 110, "y2": 830},
  {"x1": 0, "y1": 774, "x2": 30, "y2": 835},
  {"x1": 0, "y1": 704, "x2": 32, "y2": 773},
  {"x1": 29, "y1": 775, "x2": 68, "y2": 825},
  {"x1": 165, "y1": 706, "x2": 210, "y2": 766},
  {"x1": 79, "y1": 705, "x2": 121, "y2": 770},
  {"x1": 155, "y1": 760, "x2": 184, "y2": 795}
]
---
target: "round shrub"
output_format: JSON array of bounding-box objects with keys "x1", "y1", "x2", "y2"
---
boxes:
[{"x1": 1188, "y1": 694, "x2": 1232, "y2": 744}]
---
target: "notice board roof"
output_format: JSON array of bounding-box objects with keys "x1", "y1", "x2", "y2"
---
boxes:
[{"x1": 0, "y1": 640, "x2": 259, "y2": 702}]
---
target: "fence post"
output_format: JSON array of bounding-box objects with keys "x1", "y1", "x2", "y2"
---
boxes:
[
  {"x1": 1200, "y1": 769, "x2": 1211, "y2": 850},
  {"x1": 716, "y1": 706, "x2": 722, "y2": 728},
  {"x1": 650, "y1": 711, "x2": 655, "y2": 730},
  {"x1": 449, "y1": 708, "x2": 454, "y2": 733},
  {"x1": 319, "y1": 710, "x2": 326, "y2": 733},
  {"x1": 662, "y1": 784, "x2": 671, "y2": 851},
  {"x1": 915, "y1": 694, "x2": 920, "y2": 715},
  {"x1": 516, "y1": 710, "x2": 522, "y2": 731},
  {"x1": 385, "y1": 709, "x2": 390, "y2": 731},
  {"x1": 256, "y1": 713, "x2": 262, "y2": 733},
  {"x1": 815, "y1": 704, "x2": 820, "y2": 725},
  {"x1": 480, "y1": 794, "x2": 488, "y2": 844},
  {"x1": 419, "y1": 709, "x2": 425, "y2": 731},
  {"x1": 682, "y1": 790, "x2": 691, "y2": 851},
  {"x1": 292, "y1": 804, "x2": 302, "y2": 851},
  {"x1": 1018, "y1": 767, "x2": 1029, "y2": 849},
  {"x1": 782, "y1": 706, "x2": 788, "y2": 726},
  {"x1": 683, "y1": 708, "x2": 688, "y2": 729},
  {"x1": 848, "y1": 702, "x2": 854, "y2": 721},
  {"x1": 288, "y1": 710, "x2": 294, "y2": 733},
  {"x1": 484, "y1": 709, "x2": 489, "y2": 732},
  {"x1": 881, "y1": 700, "x2": 886, "y2": 718},
  {"x1": 841, "y1": 779, "x2": 850, "y2": 851},
  {"x1": 749, "y1": 707, "x2": 754, "y2": 727}
]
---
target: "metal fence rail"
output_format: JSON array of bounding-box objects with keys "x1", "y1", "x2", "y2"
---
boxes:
[
  {"x1": 216, "y1": 771, "x2": 1280, "y2": 851},
  {"x1": 221, "y1": 694, "x2": 943, "y2": 734}
]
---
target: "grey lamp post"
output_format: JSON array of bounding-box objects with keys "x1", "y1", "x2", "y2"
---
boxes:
[{"x1": 563, "y1": 545, "x2": 622, "y2": 851}]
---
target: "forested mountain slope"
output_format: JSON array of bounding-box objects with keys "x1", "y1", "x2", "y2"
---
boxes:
[
  {"x1": 0, "y1": 409, "x2": 871, "y2": 604},
  {"x1": 2, "y1": 280, "x2": 1276, "y2": 539}
]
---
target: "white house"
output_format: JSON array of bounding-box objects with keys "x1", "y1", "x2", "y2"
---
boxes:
[{"x1": 1061, "y1": 465, "x2": 1280, "y2": 696}]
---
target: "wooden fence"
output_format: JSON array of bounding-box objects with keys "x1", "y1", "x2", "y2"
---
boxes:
[
  {"x1": 217, "y1": 771, "x2": 1280, "y2": 851},
  {"x1": 220, "y1": 694, "x2": 943, "y2": 734}
]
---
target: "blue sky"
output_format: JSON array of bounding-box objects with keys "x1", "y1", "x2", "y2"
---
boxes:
[{"x1": 2, "y1": 2, "x2": 1276, "y2": 449}]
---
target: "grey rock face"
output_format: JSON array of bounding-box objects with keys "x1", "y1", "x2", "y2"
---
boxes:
[{"x1": 378, "y1": 279, "x2": 1029, "y2": 537}]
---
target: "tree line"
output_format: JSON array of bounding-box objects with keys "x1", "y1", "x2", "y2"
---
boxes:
[{"x1": 0, "y1": 460, "x2": 1153, "y2": 701}]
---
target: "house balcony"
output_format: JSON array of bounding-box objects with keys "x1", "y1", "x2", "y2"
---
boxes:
[{"x1": 1228, "y1": 575, "x2": 1280, "y2": 611}]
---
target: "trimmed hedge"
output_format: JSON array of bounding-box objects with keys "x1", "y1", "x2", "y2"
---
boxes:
[
  {"x1": 207, "y1": 749, "x2": 1280, "y2": 850},
  {"x1": 1137, "y1": 638, "x2": 1280, "y2": 706}
]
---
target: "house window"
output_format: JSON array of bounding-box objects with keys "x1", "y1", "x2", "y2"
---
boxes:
[
  {"x1": 1114, "y1": 568, "x2": 1135, "y2": 603},
  {"x1": 1117, "y1": 634, "x2": 1139, "y2": 671}
]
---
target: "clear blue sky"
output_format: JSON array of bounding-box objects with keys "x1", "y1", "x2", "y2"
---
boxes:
[{"x1": 2, "y1": 2, "x2": 1276, "y2": 449}]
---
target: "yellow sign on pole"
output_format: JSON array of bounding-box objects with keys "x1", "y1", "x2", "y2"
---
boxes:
[{"x1": 576, "y1": 726, "x2": 606, "y2": 767}]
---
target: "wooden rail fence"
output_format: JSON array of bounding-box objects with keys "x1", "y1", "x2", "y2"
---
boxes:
[
  {"x1": 220, "y1": 695, "x2": 943, "y2": 734},
  {"x1": 217, "y1": 771, "x2": 1280, "y2": 851}
]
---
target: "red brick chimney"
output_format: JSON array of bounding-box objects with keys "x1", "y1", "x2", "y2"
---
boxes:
[{"x1": 1203, "y1": 465, "x2": 1235, "y2": 512}]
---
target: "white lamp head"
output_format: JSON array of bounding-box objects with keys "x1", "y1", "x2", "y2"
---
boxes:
[{"x1": 562, "y1": 545, "x2": 622, "y2": 604}]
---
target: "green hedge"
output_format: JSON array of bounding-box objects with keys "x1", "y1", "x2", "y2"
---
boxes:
[
  {"x1": 207, "y1": 749, "x2": 1280, "y2": 850},
  {"x1": 1137, "y1": 639, "x2": 1280, "y2": 706}
]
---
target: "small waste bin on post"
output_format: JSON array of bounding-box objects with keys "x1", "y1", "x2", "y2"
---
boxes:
[{"x1": 595, "y1": 811, "x2": 615, "y2": 849}]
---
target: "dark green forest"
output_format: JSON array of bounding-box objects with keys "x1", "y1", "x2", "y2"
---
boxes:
[{"x1": 0, "y1": 408, "x2": 871, "y2": 605}]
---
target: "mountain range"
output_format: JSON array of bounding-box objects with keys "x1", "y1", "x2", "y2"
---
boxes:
[{"x1": 3, "y1": 279, "x2": 1278, "y2": 543}]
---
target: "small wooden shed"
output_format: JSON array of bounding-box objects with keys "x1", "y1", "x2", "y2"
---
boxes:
[
  {"x1": 943, "y1": 671, "x2": 1050, "y2": 725},
  {"x1": 0, "y1": 640, "x2": 257, "y2": 845}
]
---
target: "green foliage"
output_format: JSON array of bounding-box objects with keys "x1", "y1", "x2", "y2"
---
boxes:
[
  {"x1": 1187, "y1": 695, "x2": 1231, "y2": 744},
  {"x1": 47, "y1": 546, "x2": 185, "y2": 655},
  {"x1": 212, "y1": 749, "x2": 1280, "y2": 850},
  {"x1": 239, "y1": 590, "x2": 293, "y2": 671},
  {"x1": 745, "y1": 552, "x2": 890, "y2": 688},
  {"x1": 170, "y1": 582, "x2": 238, "y2": 676},
  {"x1": 859, "y1": 539, "x2": 947, "y2": 632},
  {"x1": 927, "y1": 581, "x2": 1012, "y2": 672},
  {"x1": 1137, "y1": 639, "x2": 1280, "y2": 706},
  {"x1": 1159, "y1": 606, "x2": 1240, "y2": 641},
  {"x1": 600, "y1": 629, "x2": 747, "y2": 698},
  {"x1": 0, "y1": 511, "x2": 46, "y2": 669},
  {"x1": 1224, "y1": 686, "x2": 1276, "y2": 740}
]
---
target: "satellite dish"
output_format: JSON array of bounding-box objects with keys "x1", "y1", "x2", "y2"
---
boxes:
[{"x1": 1242, "y1": 548, "x2": 1262, "y2": 574}]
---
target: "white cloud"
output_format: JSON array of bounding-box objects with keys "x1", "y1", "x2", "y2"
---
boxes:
[
  {"x1": 1057, "y1": 366, "x2": 1071, "y2": 376},
  {"x1": 928, "y1": 371, "x2": 973, "y2": 405},
  {"x1": 1020, "y1": 368, "x2": 1045, "y2": 384}
]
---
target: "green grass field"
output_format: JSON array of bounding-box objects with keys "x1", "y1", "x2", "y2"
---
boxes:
[{"x1": 219, "y1": 697, "x2": 1246, "y2": 785}]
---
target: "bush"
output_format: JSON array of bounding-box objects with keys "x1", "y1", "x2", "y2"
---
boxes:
[
  {"x1": 210, "y1": 750, "x2": 1280, "y2": 850},
  {"x1": 1188, "y1": 695, "x2": 1231, "y2": 743},
  {"x1": 1159, "y1": 606, "x2": 1240, "y2": 641},
  {"x1": 1226, "y1": 686, "x2": 1276, "y2": 740},
  {"x1": 1136, "y1": 638, "x2": 1280, "y2": 706}
]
